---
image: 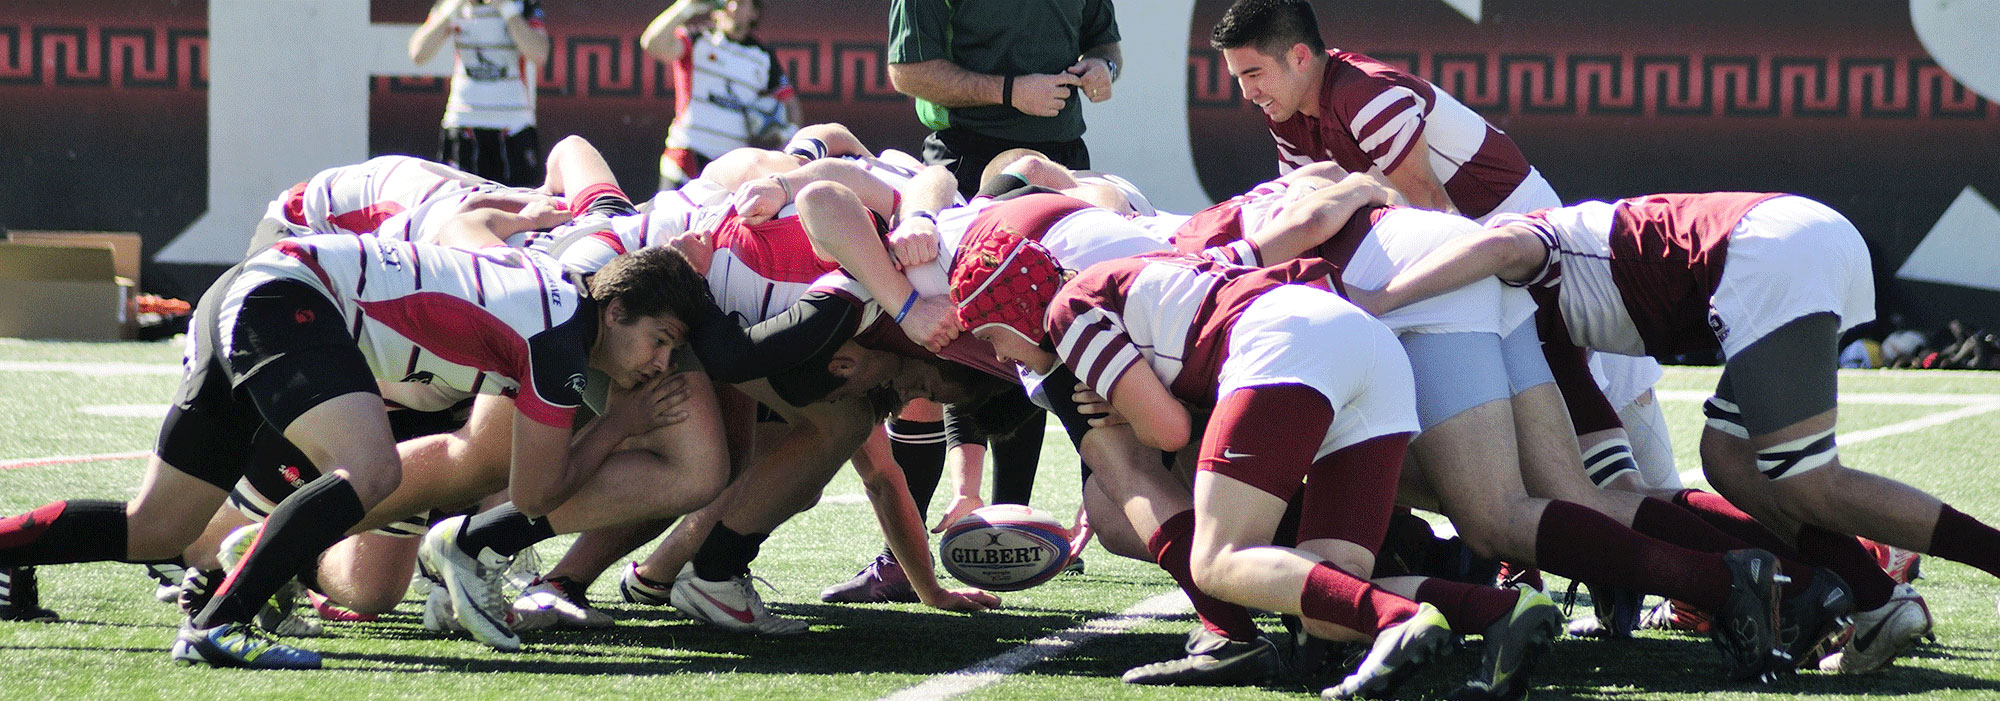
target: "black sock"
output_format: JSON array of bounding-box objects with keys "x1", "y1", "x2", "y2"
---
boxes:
[
  {"x1": 194, "y1": 474, "x2": 364, "y2": 628},
  {"x1": 0, "y1": 500, "x2": 129, "y2": 566},
  {"x1": 990, "y1": 413, "x2": 1045, "y2": 505},
  {"x1": 888, "y1": 418, "x2": 947, "y2": 521},
  {"x1": 691, "y1": 523, "x2": 768, "y2": 582},
  {"x1": 453, "y1": 503, "x2": 558, "y2": 560}
]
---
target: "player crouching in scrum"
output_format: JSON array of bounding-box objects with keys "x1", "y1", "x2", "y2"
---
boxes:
[
  {"x1": 0, "y1": 201, "x2": 716, "y2": 669},
  {"x1": 949, "y1": 234, "x2": 1564, "y2": 701}
]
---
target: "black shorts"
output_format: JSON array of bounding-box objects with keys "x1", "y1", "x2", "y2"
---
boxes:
[
  {"x1": 228, "y1": 401, "x2": 468, "y2": 538},
  {"x1": 439, "y1": 125, "x2": 544, "y2": 187},
  {"x1": 155, "y1": 275, "x2": 380, "y2": 491},
  {"x1": 923, "y1": 128, "x2": 1089, "y2": 201}
]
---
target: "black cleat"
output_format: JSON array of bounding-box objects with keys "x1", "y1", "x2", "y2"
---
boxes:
[
  {"x1": 1121, "y1": 626, "x2": 1283, "y2": 686},
  {"x1": 0, "y1": 567, "x2": 58, "y2": 623},
  {"x1": 1778, "y1": 568, "x2": 1854, "y2": 671},
  {"x1": 1714, "y1": 549, "x2": 1787, "y2": 682}
]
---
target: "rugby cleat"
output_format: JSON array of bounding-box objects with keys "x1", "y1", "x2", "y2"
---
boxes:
[
  {"x1": 1777, "y1": 568, "x2": 1854, "y2": 671},
  {"x1": 1119, "y1": 626, "x2": 1282, "y2": 686},
  {"x1": 178, "y1": 567, "x2": 219, "y2": 618},
  {"x1": 1713, "y1": 549, "x2": 1787, "y2": 682},
  {"x1": 618, "y1": 562, "x2": 676, "y2": 606},
  {"x1": 1564, "y1": 582, "x2": 1641, "y2": 639},
  {"x1": 1858, "y1": 537, "x2": 1922, "y2": 584},
  {"x1": 1639, "y1": 598, "x2": 1713, "y2": 634},
  {"x1": 0, "y1": 567, "x2": 59, "y2": 623},
  {"x1": 820, "y1": 553, "x2": 918, "y2": 604},
  {"x1": 145, "y1": 561, "x2": 188, "y2": 604},
  {"x1": 1322, "y1": 603, "x2": 1454, "y2": 700},
  {"x1": 670, "y1": 565, "x2": 808, "y2": 635},
  {"x1": 1817, "y1": 583, "x2": 1930, "y2": 674},
  {"x1": 1450, "y1": 587, "x2": 1562, "y2": 701},
  {"x1": 171, "y1": 621, "x2": 321, "y2": 670},
  {"x1": 418, "y1": 515, "x2": 521, "y2": 651},
  {"x1": 421, "y1": 584, "x2": 461, "y2": 633},
  {"x1": 513, "y1": 576, "x2": 613, "y2": 630}
]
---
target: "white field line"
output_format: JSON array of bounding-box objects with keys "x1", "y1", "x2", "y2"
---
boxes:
[
  {"x1": 877, "y1": 590, "x2": 1192, "y2": 701},
  {"x1": 0, "y1": 360, "x2": 179, "y2": 376},
  {"x1": 1656, "y1": 389, "x2": 2000, "y2": 405},
  {"x1": 1672, "y1": 400, "x2": 2000, "y2": 486}
]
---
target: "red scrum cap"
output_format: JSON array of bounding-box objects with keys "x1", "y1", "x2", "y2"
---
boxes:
[{"x1": 949, "y1": 228, "x2": 1062, "y2": 344}]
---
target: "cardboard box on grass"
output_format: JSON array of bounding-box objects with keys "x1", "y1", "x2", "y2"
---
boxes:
[{"x1": 0, "y1": 242, "x2": 136, "y2": 340}]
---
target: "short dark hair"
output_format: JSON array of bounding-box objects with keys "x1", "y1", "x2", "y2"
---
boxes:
[
  {"x1": 588, "y1": 246, "x2": 711, "y2": 331},
  {"x1": 1211, "y1": 0, "x2": 1326, "y2": 57}
]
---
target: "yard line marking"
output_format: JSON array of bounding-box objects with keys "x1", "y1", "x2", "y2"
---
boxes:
[
  {"x1": 0, "y1": 360, "x2": 179, "y2": 376},
  {"x1": 878, "y1": 590, "x2": 1192, "y2": 701},
  {"x1": 1656, "y1": 390, "x2": 2000, "y2": 405},
  {"x1": 1676, "y1": 401, "x2": 2000, "y2": 486},
  {"x1": 0, "y1": 450, "x2": 152, "y2": 471}
]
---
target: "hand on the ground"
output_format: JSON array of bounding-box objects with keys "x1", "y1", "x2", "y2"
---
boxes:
[{"x1": 924, "y1": 587, "x2": 1002, "y2": 612}]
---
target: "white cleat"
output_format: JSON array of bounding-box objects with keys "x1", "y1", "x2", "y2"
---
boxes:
[
  {"x1": 1819, "y1": 583, "x2": 1931, "y2": 674},
  {"x1": 669, "y1": 565, "x2": 807, "y2": 636},
  {"x1": 417, "y1": 516, "x2": 521, "y2": 651},
  {"x1": 513, "y1": 577, "x2": 613, "y2": 630}
]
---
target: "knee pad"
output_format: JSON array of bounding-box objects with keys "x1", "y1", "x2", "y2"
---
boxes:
[
  {"x1": 1582, "y1": 436, "x2": 1640, "y2": 487},
  {"x1": 1756, "y1": 428, "x2": 1838, "y2": 480},
  {"x1": 1703, "y1": 396, "x2": 1749, "y2": 439}
]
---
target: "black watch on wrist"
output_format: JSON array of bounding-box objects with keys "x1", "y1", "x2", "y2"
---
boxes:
[{"x1": 1099, "y1": 57, "x2": 1119, "y2": 80}]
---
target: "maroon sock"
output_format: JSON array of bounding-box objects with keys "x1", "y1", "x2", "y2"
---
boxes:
[
  {"x1": 1925, "y1": 505, "x2": 2000, "y2": 581},
  {"x1": 1795, "y1": 524, "x2": 1896, "y2": 610},
  {"x1": 1533, "y1": 500, "x2": 1733, "y2": 612},
  {"x1": 1634, "y1": 496, "x2": 1811, "y2": 597},
  {"x1": 1148, "y1": 510, "x2": 1261, "y2": 641},
  {"x1": 1414, "y1": 577, "x2": 1516, "y2": 632},
  {"x1": 1301, "y1": 563, "x2": 1418, "y2": 635}
]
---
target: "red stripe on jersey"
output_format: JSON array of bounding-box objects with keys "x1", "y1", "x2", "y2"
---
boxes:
[
  {"x1": 589, "y1": 230, "x2": 628, "y2": 256},
  {"x1": 281, "y1": 182, "x2": 309, "y2": 226},
  {"x1": 356, "y1": 293, "x2": 572, "y2": 427},
  {"x1": 711, "y1": 210, "x2": 838, "y2": 284},
  {"x1": 273, "y1": 240, "x2": 336, "y2": 296},
  {"x1": 327, "y1": 202, "x2": 408, "y2": 236}
]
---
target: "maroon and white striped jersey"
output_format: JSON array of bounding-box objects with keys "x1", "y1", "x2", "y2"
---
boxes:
[
  {"x1": 232, "y1": 234, "x2": 592, "y2": 428},
  {"x1": 1497, "y1": 192, "x2": 1782, "y2": 356},
  {"x1": 1268, "y1": 51, "x2": 1533, "y2": 220},
  {"x1": 269, "y1": 156, "x2": 497, "y2": 239},
  {"x1": 1170, "y1": 179, "x2": 1322, "y2": 265},
  {"x1": 1178, "y1": 201, "x2": 1393, "y2": 272},
  {"x1": 1047, "y1": 253, "x2": 1338, "y2": 409}
]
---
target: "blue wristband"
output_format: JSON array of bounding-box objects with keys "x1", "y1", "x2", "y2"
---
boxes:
[{"x1": 893, "y1": 289, "x2": 921, "y2": 324}]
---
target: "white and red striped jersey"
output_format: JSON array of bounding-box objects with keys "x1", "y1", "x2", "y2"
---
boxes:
[
  {"x1": 1268, "y1": 51, "x2": 1533, "y2": 221},
  {"x1": 1496, "y1": 192, "x2": 1781, "y2": 357},
  {"x1": 232, "y1": 234, "x2": 591, "y2": 428},
  {"x1": 665, "y1": 25, "x2": 796, "y2": 159},
  {"x1": 267, "y1": 156, "x2": 497, "y2": 239},
  {"x1": 1166, "y1": 178, "x2": 1302, "y2": 263},
  {"x1": 441, "y1": 0, "x2": 543, "y2": 131},
  {"x1": 1047, "y1": 253, "x2": 1338, "y2": 408}
]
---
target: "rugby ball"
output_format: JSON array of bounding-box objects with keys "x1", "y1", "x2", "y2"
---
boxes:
[{"x1": 939, "y1": 504, "x2": 1072, "y2": 592}]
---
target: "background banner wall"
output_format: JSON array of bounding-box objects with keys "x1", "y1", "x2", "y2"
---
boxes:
[{"x1": 2, "y1": 0, "x2": 1995, "y2": 331}]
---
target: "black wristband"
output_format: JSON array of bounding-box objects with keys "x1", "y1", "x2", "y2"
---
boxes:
[{"x1": 1001, "y1": 74, "x2": 1015, "y2": 109}]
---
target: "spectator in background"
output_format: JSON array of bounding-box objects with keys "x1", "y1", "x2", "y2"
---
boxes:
[
  {"x1": 643, "y1": 0, "x2": 801, "y2": 190},
  {"x1": 828, "y1": 0, "x2": 1119, "y2": 609},
  {"x1": 887, "y1": 0, "x2": 1120, "y2": 199},
  {"x1": 410, "y1": 0, "x2": 551, "y2": 187}
]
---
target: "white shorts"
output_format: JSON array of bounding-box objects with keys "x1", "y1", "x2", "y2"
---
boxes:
[
  {"x1": 1220, "y1": 285, "x2": 1420, "y2": 460},
  {"x1": 1711, "y1": 196, "x2": 1876, "y2": 359},
  {"x1": 1343, "y1": 208, "x2": 1532, "y2": 335},
  {"x1": 1588, "y1": 352, "x2": 1665, "y2": 411}
]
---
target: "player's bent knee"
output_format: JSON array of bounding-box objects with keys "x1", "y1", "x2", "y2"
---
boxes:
[{"x1": 1754, "y1": 426, "x2": 1837, "y2": 481}]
